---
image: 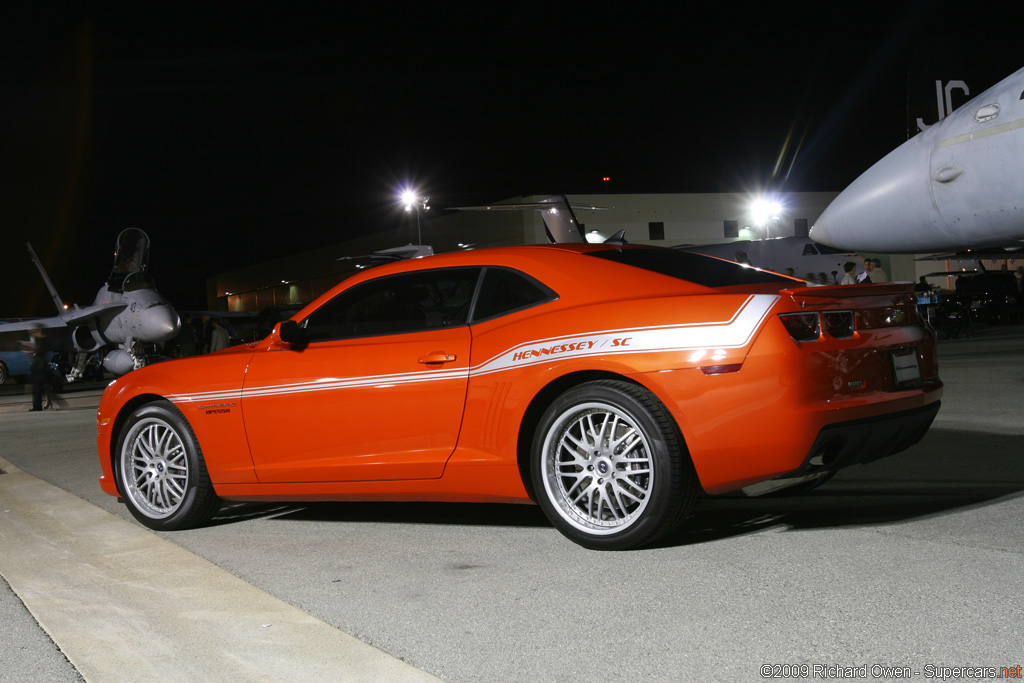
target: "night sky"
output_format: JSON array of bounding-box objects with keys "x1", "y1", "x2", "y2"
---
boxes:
[{"x1": 2, "y1": 4, "x2": 1020, "y2": 316}]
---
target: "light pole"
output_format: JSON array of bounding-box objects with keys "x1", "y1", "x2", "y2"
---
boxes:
[{"x1": 400, "y1": 190, "x2": 430, "y2": 244}]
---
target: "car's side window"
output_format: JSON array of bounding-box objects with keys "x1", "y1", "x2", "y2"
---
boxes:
[
  {"x1": 302, "y1": 268, "x2": 481, "y2": 341},
  {"x1": 471, "y1": 267, "x2": 556, "y2": 322}
]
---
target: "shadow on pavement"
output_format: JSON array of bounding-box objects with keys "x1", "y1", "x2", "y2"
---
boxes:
[
  {"x1": 657, "y1": 427, "x2": 1024, "y2": 548},
  {"x1": 206, "y1": 427, "x2": 1024, "y2": 548},
  {"x1": 213, "y1": 500, "x2": 551, "y2": 529}
]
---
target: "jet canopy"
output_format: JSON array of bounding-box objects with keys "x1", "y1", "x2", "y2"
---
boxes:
[{"x1": 108, "y1": 228, "x2": 151, "y2": 292}]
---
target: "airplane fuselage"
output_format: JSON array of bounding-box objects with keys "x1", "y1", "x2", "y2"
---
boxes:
[
  {"x1": 90, "y1": 285, "x2": 180, "y2": 346},
  {"x1": 811, "y1": 66, "x2": 1024, "y2": 253}
]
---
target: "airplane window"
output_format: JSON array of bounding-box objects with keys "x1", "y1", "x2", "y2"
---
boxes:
[
  {"x1": 975, "y1": 103, "x2": 1000, "y2": 122},
  {"x1": 302, "y1": 268, "x2": 480, "y2": 341},
  {"x1": 470, "y1": 267, "x2": 557, "y2": 322},
  {"x1": 108, "y1": 228, "x2": 151, "y2": 291}
]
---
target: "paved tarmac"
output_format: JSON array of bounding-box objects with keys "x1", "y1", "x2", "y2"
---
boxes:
[
  {"x1": 0, "y1": 379, "x2": 107, "y2": 415},
  {"x1": 1, "y1": 324, "x2": 1022, "y2": 682}
]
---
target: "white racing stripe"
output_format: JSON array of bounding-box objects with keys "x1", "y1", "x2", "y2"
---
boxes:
[
  {"x1": 166, "y1": 294, "x2": 778, "y2": 404},
  {"x1": 471, "y1": 294, "x2": 778, "y2": 375},
  {"x1": 166, "y1": 368, "x2": 467, "y2": 405}
]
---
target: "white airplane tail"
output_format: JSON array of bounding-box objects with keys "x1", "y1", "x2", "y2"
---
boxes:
[{"x1": 449, "y1": 194, "x2": 613, "y2": 244}]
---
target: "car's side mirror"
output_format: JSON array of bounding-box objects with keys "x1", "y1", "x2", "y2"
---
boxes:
[{"x1": 276, "y1": 320, "x2": 304, "y2": 345}]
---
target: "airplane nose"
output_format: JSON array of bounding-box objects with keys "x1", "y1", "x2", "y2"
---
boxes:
[
  {"x1": 810, "y1": 181, "x2": 877, "y2": 251},
  {"x1": 809, "y1": 214, "x2": 832, "y2": 247},
  {"x1": 811, "y1": 133, "x2": 938, "y2": 252},
  {"x1": 141, "y1": 306, "x2": 181, "y2": 342}
]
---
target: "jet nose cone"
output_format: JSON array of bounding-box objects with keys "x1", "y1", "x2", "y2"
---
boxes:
[
  {"x1": 141, "y1": 306, "x2": 181, "y2": 342},
  {"x1": 809, "y1": 213, "x2": 833, "y2": 248},
  {"x1": 810, "y1": 134, "x2": 936, "y2": 252}
]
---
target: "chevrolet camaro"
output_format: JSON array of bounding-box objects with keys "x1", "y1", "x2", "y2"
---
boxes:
[{"x1": 96, "y1": 244, "x2": 942, "y2": 549}]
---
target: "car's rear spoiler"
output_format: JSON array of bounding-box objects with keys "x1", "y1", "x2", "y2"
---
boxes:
[{"x1": 780, "y1": 282, "x2": 915, "y2": 298}]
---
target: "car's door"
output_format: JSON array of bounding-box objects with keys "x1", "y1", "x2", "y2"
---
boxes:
[{"x1": 241, "y1": 267, "x2": 479, "y2": 483}]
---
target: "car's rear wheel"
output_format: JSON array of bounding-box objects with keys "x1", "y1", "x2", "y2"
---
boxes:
[
  {"x1": 532, "y1": 380, "x2": 697, "y2": 550},
  {"x1": 116, "y1": 401, "x2": 219, "y2": 530},
  {"x1": 0, "y1": 361, "x2": 7, "y2": 384}
]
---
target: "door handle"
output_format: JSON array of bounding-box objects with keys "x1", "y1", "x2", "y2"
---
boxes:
[{"x1": 418, "y1": 351, "x2": 457, "y2": 364}]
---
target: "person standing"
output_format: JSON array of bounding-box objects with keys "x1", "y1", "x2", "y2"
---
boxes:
[
  {"x1": 208, "y1": 318, "x2": 230, "y2": 352},
  {"x1": 22, "y1": 325, "x2": 47, "y2": 412},
  {"x1": 840, "y1": 261, "x2": 858, "y2": 285},
  {"x1": 199, "y1": 314, "x2": 212, "y2": 353},
  {"x1": 176, "y1": 312, "x2": 199, "y2": 357},
  {"x1": 870, "y1": 258, "x2": 889, "y2": 283},
  {"x1": 857, "y1": 258, "x2": 873, "y2": 282}
]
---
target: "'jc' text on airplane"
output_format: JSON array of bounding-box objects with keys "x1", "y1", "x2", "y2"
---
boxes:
[
  {"x1": 0, "y1": 228, "x2": 180, "y2": 383},
  {"x1": 811, "y1": 66, "x2": 1024, "y2": 253}
]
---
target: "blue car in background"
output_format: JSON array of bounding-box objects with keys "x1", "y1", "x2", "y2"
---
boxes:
[{"x1": 0, "y1": 320, "x2": 60, "y2": 385}]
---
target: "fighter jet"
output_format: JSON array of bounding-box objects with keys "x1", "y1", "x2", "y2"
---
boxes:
[
  {"x1": 20, "y1": 228, "x2": 179, "y2": 379},
  {"x1": 811, "y1": 66, "x2": 1024, "y2": 253}
]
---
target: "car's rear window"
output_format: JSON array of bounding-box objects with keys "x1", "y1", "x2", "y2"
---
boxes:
[{"x1": 588, "y1": 247, "x2": 793, "y2": 288}]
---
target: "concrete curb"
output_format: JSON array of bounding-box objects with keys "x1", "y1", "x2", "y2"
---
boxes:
[{"x1": 0, "y1": 458, "x2": 440, "y2": 683}]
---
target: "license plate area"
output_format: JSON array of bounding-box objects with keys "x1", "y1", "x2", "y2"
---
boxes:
[{"x1": 891, "y1": 348, "x2": 921, "y2": 388}]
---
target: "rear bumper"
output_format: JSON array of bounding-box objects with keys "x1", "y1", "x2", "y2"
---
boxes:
[{"x1": 791, "y1": 400, "x2": 940, "y2": 476}]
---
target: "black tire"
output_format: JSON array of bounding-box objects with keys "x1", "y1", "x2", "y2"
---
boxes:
[
  {"x1": 0, "y1": 361, "x2": 7, "y2": 385},
  {"x1": 115, "y1": 401, "x2": 220, "y2": 530},
  {"x1": 531, "y1": 380, "x2": 697, "y2": 550}
]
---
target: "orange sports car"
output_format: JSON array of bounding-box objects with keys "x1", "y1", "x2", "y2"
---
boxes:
[{"x1": 96, "y1": 244, "x2": 942, "y2": 549}]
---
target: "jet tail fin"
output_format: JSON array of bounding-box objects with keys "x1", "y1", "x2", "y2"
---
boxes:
[
  {"x1": 27, "y1": 243, "x2": 67, "y2": 314},
  {"x1": 448, "y1": 194, "x2": 612, "y2": 244},
  {"x1": 534, "y1": 195, "x2": 585, "y2": 244}
]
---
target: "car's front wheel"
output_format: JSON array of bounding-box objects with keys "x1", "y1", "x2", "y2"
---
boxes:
[
  {"x1": 532, "y1": 380, "x2": 697, "y2": 550},
  {"x1": 115, "y1": 401, "x2": 219, "y2": 530}
]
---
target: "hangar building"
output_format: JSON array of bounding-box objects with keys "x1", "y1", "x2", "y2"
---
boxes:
[{"x1": 207, "y1": 191, "x2": 927, "y2": 312}]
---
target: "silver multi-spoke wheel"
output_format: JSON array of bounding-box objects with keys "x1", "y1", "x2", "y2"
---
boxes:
[
  {"x1": 541, "y1": 402, "x2": 653, "y2": 534},
  {"x1": 115, "y1": 401, "x2": 219, "y2": 530},
  {"x1": 532, "y1": 381, "x2": 697, "y2": 550},
  {"x1": 122, "y1": 417, "x2": 189, "y2": 519}
]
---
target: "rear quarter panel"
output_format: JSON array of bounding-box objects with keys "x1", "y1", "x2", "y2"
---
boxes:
[
  {"x1": 452, "y1": 292, "x2": 778, "y2": 471},
  {"x1": 640, "y1": 290, "x2": 942, "y2": 493}
]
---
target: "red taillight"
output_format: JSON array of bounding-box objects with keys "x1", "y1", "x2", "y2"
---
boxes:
[
  {"x1": 779, "y1": 312, "x2": 820, "y2": 342},
  {"x1": 823, "y1": 310, "x2": 854, "y2": 338}
]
